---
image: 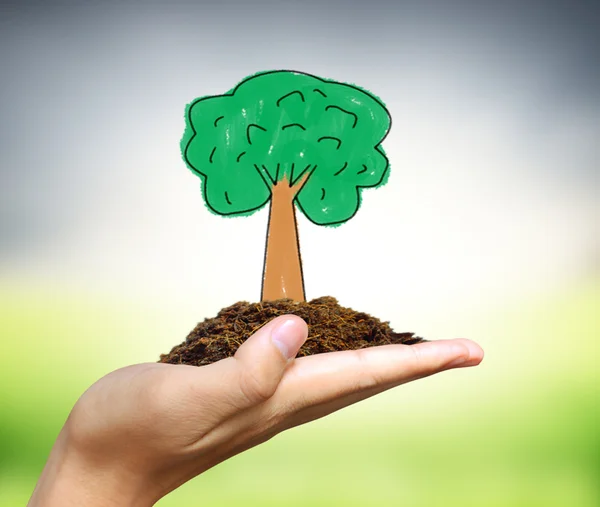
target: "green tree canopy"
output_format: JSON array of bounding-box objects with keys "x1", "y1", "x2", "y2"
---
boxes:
[{"x1": 181, "y1": 70, "x2": 391, "y2": 226}]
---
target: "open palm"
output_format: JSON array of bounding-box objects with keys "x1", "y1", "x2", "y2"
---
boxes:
[{"x1": 29, "y1": 315, "x2": 483, "y2": 507}]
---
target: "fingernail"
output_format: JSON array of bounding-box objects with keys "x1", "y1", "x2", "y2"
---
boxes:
[{"x1": 271, "y1": 318, "x2": 304, "y2": 360}]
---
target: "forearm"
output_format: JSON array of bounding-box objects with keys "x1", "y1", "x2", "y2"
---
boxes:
[{"x1": 28, "y1": 429, "x2": 157, "y2": 507}]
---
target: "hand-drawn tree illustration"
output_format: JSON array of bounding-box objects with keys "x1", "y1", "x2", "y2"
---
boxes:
[{"x1": 181, "y1": 70, "x2": 391, "y2": 302}]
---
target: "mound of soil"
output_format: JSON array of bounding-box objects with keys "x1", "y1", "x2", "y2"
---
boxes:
[
  {"x1": 160, "y1": 296, "x2": 423, "y2": 366},
  {"x1": 160, "y1": 296, "x2": 424, "y2": 366}
]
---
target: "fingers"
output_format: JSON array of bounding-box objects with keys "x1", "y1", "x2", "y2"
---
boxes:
[
  {"x1": 274, "y1": 339, "x2": 484, "y2": 420},
  {"x1": 188, "y1": 324, "x2": 482, "y2": 442}
]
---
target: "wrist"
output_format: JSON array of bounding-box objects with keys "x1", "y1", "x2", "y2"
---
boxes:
[{"x1": 28, "y1": 428, "x2": 159, "y2": 507}]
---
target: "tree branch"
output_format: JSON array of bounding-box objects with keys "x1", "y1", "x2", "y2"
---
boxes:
[{"x1": 291, "y1": 164, "x2": 316, "y2": 195}]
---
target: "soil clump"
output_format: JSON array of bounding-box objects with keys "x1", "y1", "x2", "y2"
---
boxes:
[{"x1": 159, "y1": 296, "x2": 423, "y2": 367}]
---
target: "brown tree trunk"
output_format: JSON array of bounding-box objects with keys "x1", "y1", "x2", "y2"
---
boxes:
[{"x1": 261, "y1": 175, "x2": 307, "y2": 302}]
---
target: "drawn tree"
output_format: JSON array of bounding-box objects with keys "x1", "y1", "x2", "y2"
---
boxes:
[{"x1": 181, "y1": 70, "x2": 391, "y2": 302}]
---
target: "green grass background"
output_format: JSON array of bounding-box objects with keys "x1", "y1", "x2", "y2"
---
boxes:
[{"x1": 1, "y1": 279, "x2": 598, "y2": 506}]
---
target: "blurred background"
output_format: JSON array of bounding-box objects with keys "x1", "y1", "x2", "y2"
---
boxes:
[{"x1": 1, "y1": 0, "x2": 598, "y2": 505}]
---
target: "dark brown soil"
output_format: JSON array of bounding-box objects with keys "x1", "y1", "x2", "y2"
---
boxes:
[{"x1": 159, "y1": 296, "x2": 423, "y2": 367}]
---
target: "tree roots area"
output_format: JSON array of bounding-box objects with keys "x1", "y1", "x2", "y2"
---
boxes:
[{"x1": 159, "y1": 297, "x2": 423, "y2": 366}]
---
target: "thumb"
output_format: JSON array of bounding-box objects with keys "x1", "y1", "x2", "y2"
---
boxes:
[{"x1": 233, "y1": 315, "x2": 308, "y2": 405}]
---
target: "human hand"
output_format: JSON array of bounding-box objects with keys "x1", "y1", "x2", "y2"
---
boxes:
[{"x1": 28, "y1": 315, "x2": 483, "y2": 506}]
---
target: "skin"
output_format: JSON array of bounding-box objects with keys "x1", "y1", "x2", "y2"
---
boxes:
[{"x1": 28, "y1": 315, "x2": 484, "y2": 506}]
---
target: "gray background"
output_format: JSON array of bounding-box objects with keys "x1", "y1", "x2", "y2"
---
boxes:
[{"x1": 1, "y1": 0, "x2": 598, "y2": 317}]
